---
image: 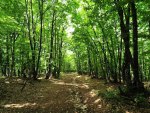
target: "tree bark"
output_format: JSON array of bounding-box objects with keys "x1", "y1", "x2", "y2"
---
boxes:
[
  {"x1": 115, "y1": 0, "x2": 132, "y2": 85},
  {"x1": 130, "y1": 0, "x2": 144, "y2": 90},
  {"x1": 46, "y1": 10, "x2": 55, "y2": 79},
  {"x1": 35, "y1": 0, "x2": 43, "y2": 79}
]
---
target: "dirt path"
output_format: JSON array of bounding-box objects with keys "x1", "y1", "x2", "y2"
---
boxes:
[
  {"x1": 0, "y1": 73, "x2": 107, "y2": 113},
  {"x1": 0, "y1": 73, "x2": 150, "y2": 113}
]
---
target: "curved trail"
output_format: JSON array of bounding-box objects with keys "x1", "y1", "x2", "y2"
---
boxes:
[
  {"x1": 0, "y1": 73, "x2": 106, "y2": 113},
  {"x1": 0, "y1": 73, "x2": 149, "y2": 113}
]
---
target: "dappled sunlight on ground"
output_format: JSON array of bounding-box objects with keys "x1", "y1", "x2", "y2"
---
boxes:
[
  {"x1": 94, "y1": 98, "x2": 101, "y2": 104},
  {"x1": 79, "y1": 84, "x2": 89, "y2": 89},
  {"x1": 76, "y1": 75, "x2": 81, "y2": 78},
  {"x1": 3, "y1": 103, "x2": 37, "y2": 108},
  {"x1": 89, "y1": 90, "x2": 97, "y2": 97},
  {"x1": 0, "y1": 73, "x2": 150, "y2": 113},
  {"x1": 126, "y1": 111, "x2": 133, "y2": 113},
  {"x1": 97, "y1": 104, "x2": 102, "y2": 108},
  {"x1": 4, "y1": 81, "x2": 10, "y2": 84},
  {"x1": 50, "y1": 78, "x2": 90, "y2": 90}
]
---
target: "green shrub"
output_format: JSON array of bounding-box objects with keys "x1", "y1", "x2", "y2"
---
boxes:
[
  {"x1": 134, "y1": 93, "x2": 150, "y2": 107},
  {"x1": 101, "y1": 90, "x2": 119, "y2": 101}
]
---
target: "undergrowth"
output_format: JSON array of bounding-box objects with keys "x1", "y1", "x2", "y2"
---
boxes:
[{"x1": 99, "y1": 88, "x2": 150, "y2": 109}]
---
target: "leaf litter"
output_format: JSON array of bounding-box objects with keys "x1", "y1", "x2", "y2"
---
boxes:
[{"x1": 0, "y1": 73, "x2": 150, "y2": 113}]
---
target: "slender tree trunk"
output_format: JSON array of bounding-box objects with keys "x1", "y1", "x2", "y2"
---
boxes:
[
  {"x1": 91, "y1": 26, "x2": 109, "y2": 81},
  {"x1": 57, "y1": 27, "x2": 64, "y2": 77},
  {"x1": 6, "y1": 36, "x2": 10, "y2": 76},
  {"x1": 87, "y1": 46, "x2": 92, "y2": 75},
  {"x1": 11, "y1": 32, "x2": 17, "y2": 76},
  {"x1": 131, "y1": 0, "x2": 144, "y2": 90},
  {"x1": 0, "y1": 49, "x2": 2, "y2": 75},
  {"x1": 117, "y1": 29, "x2": 123, "y2": 83},
  {"x1": 131, "y1": 0, "x2": 139, "y2": 83},
  {"x1": 57, "y1": 32, "x2": 63, "y2": 77},
  {"x1": 53, "y1": 14, "x2": 57, "y2": 78},
  {"x1": 30, "y1": 0, "x2": 37, "y2": 79},
  {"x1": 25, "y1": 0, "x2": 34, "y2": 78},
  {"x1": 46, "y1": 10, "x2": 55, "y2": 79},
  {"x1": 35, "y1": 0, "x2": 43, "y2": 79},
  {"x1": 115, "y1": 1, "x2": 132, "y2": 86},
  {"x1": 76, "y1": 51, "x2": 82, "y2": 74}
]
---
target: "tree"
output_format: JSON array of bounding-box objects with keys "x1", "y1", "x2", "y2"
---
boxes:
[{"x1": 0, "y1": 0, "x2": 149, "y2": 95}]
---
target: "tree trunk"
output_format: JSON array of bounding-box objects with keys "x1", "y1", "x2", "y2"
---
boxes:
[
  {"x1": 35, "y1": 0, "x2": 43, "y2": 79},
  {"x1": 87, "y1": 46, "x2": 92, "y2": 75},
  {"x1": 115, "y1": 1, "x2": 132, "y2": 86},
  {"x1": 130, "y1": 0, "x2": 144, "y2": 90},
  {"x1": 46, "y1": 10, "x2": 55, "y2": 79},
  {"x1": 11, "y1": 32, "x2": 17, "y2": 76},
  {"x1": 6, "y1": 36, "x2": 10, "y2": 76}
]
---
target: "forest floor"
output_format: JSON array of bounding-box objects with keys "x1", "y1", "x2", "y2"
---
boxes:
[{"x1": 0, "y1": 73, "x2": 150, "y2": 113}]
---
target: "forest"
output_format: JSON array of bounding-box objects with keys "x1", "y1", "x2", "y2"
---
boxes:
[{"x1": 0, "y1": 0, "x2": 150, "y2": 113}]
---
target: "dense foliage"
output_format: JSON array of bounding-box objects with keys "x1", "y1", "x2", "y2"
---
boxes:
[{"x1": 0, "y1": 0, "x2": 150, "y2": 92}]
